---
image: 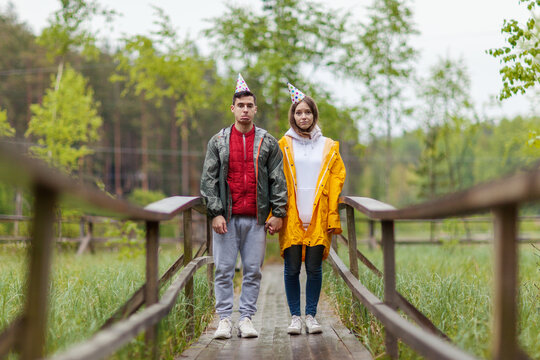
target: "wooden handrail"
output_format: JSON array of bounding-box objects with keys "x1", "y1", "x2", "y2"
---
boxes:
[
  {"x1": 48, "y1": 256, "x2": 213, "y2": 360},
  {"x1": 340, "y1": 166, "x2": 540, "y2": 220},
  {"x1": 329, "y1": 248, "x2": 477, "y2": 360}
]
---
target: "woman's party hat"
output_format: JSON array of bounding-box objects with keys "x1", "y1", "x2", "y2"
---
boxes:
[{"x1": 287, "y1": 82, "x2": 306, "y2": 103}]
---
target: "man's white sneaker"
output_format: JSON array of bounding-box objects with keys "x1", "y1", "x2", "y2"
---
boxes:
[
  {"x1": 287, "y1": 315, "x2": 302, "y2": 335},
  {"x1": 237, "y1": 317, "x2": 258, "y2": 338},
  {"x1": 305, "y1": 315, "x2": 322, "y2": 334},
  {"x1": 214, "y1": 317, "x2": 232, "y2": 339}
]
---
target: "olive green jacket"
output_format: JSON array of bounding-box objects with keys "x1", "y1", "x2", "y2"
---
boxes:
[{"x1": 200, "y1": 125, "x2": 288, "y2": 225}]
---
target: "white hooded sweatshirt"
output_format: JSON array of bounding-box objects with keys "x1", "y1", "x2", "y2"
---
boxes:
[{"x1": 285, "y1": 125, "x2": 326, "y2": 228}]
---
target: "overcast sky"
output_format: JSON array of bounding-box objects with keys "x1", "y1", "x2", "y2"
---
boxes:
[{"x1": 1, "y1": 0, "x2": 536, "y2": 120}]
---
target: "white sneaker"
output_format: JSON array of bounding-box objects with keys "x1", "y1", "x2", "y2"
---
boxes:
[
  {"x1": 237, "y1": 317, "x2": 258, "y2": 338},
  {"x1": 287, "y1": 315, "x2": 302, "y2": 335},
  {"x1": 305, "y1": 315, "x2": 322, "y2": 334},
  {"x1": 214, "y1": 317, "x2": 232, "y2": 339}
]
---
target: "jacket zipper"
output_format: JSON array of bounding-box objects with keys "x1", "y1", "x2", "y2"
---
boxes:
[{"x1": 243, "y1": 134, "x2": 247, "y2": 210}]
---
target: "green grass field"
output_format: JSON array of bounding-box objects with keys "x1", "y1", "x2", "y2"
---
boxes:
[
  {"x1": 323, "y1": 243, "x2": 540, "y2": 359},
  {"x1": 1, "y1": 237, "x2": 538, "y2": 359},
  {"x1": 0, "y1": 243, "x2": 214, "y2": 359}
]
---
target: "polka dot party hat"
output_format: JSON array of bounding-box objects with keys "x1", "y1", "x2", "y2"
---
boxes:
[
  {"x1": 235, "y1": 73, "x2": 251, "y2": 93},
  {"x1": 287, "y1": 82, "x2": 306, "y2": 103}
]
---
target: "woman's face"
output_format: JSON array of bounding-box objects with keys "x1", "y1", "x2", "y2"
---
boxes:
[{"x1": 294, "y1": 101, "x2": 314, "y2": 131}]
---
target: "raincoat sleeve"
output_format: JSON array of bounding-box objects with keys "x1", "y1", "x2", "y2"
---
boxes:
[
  {"x1": 327, "y1": 142, "x2": 346, "y2": 233},
  {"x1": 200, "y1": 135, "x2": 224, "y2": 219}
]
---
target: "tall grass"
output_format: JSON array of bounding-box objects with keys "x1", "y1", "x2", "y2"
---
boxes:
[
  {"x1": 323, "y1": 243, "x2": 540, "y2": 359},
  {"x1": 0, "y1": 244, "x2": 214, "y2": 359}
]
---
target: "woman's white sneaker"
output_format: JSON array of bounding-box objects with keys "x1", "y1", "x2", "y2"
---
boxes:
[
  {"x1": 287, "y1": 315, "x2": 302, "y2": 335},
  {"x1": 305, "y1": 315, "x2": 322, "y2": 334},
  {"x1": 214, "y1": 317, "x2": 232, "y2": 339}
]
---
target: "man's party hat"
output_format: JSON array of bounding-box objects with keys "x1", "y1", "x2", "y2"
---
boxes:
[{"x1": 235, "y1": 73, "x2": 250, "y2": 93}]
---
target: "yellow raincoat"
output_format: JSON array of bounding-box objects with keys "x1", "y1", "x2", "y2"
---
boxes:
[{"x1": 277, "y1": 135, "x2": 346, "y2": 260}]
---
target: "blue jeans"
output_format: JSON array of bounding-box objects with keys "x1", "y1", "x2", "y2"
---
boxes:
[{"x1": 283, "y1": 245, "x2": 324, "y2": 317}]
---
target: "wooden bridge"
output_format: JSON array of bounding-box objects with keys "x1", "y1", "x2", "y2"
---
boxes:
[{"x1": 0, "y1": 142, "x2": 537, "y2": 360}]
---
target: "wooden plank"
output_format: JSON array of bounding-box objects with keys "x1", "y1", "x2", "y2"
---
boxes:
[
  {"x1": 49, "y1": 256, "x2": 212, "y2": 360},
  {"x1": 183, "y1": 210, "x2": 194, "y2": 338},
  {"x1": 381, "y1": 220, "x2": 398, "y2": 359},
  {"x1": 346, "y1": 205, "x2": 359, "y2": 279},
  {"x1": 21, "y1": 184, "x2": 58, "y2": 360},
  {"x1": 328, "y1": 248, "x2": 478, "y2": 360},
  {"x1": 492, "y1": 205, "x2": 518, "y2": 360},
  {"x1": 145, "y1": 221, "x2": 160, "y2": 359}
]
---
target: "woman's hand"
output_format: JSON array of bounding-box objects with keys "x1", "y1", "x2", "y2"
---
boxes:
[{"x1": 265, "y1": 216, "x2": 283, "y2": 235}]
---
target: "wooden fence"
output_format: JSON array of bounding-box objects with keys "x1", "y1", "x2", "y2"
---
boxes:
[
  {"x1": 332, "y1": 167, "x2": 540, "y2": 359},
  {"x1": 0, "y1": 143, "x2": 214, "y2": 360}
]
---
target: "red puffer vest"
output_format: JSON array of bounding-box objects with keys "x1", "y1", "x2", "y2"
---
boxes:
[{"x1": 227, "y1": 125, "x2": 257, "y2": 217}]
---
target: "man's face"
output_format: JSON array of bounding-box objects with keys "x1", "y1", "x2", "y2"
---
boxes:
[{"x1": 231, "y1": 96, "x2": 257, "y2": 125}]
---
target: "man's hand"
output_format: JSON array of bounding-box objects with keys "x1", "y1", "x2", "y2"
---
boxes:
[
  {"x1": 212, "y1": 215, "x2": 228, "y2": 234},
  {"x1": 265, "y1": 216, "x2": 283, "y2": 235},
  {"x1": 327, "y1": 228, "x2": 336, "y2": 234}
]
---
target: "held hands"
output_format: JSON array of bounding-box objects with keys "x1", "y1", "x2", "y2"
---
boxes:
[
  {"x1": 212, "y1": 215, "x2": 228, "y2": 234},
  {"x1": 327, "y1": 228, "x2": 336, "y2": 234},
  {"x1": 265, "y1": 216, "x2": 283, "y2": 235}
]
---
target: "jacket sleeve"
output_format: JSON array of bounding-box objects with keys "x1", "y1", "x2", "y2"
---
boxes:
[
  {"x1": 267, "y1": 137, "x2": 288, "y2": 218},
  {"x1": 328, "y1": 142, "x2": 346, "y2": 233},
  {"x1": 200, "y1": 135, "x2": 224, "y2": 219}
]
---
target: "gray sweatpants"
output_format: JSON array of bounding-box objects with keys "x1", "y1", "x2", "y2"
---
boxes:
[{"x1": 213, "y1": 216, "x2": 266, "y2": 320}]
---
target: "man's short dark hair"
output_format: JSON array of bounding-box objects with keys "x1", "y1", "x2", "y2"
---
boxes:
[{"x1": 233, "y1": 90, "x2": 257, "y2": 105}]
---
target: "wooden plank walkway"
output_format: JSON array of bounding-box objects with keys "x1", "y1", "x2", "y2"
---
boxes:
[{"x1": 178, "y1": 264, "x2": 372, "y2": 360}]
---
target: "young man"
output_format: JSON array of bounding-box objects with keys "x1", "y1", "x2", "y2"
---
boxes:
[{"x1": 200, "y1": 74, "x2": 287, "y2": 339}]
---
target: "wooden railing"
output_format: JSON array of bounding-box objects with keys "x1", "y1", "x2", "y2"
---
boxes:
[
  {"x1": 332, "y1": 168, "x2": 540, "y2": 360},
  {"x1": 0, "y1": 144, "x2": 214, "y2": 360}
]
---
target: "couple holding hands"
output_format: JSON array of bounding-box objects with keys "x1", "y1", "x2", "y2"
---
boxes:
[{"x1": 200, "y1": 74, "x2": 346, "y2": 339}]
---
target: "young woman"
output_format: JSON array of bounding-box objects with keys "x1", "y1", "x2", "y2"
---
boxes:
[{"x1": 278, "y1": 83, "x2": 346, "y2": 334}]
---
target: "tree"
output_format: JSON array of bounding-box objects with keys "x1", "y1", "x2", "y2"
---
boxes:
[
  {"x1": 342, "y1": 0, "x2": 418, "y2": 200},
  {"x1": 26, "y1": 65, "x2": 102, "y2": 171},
  {"x1": 488, "y1": 0, "x2": 540, "y2": 100},
  {"x1": 205, "y1": 0, "x2": 349, "y2": 133},
  {"x1": 415, "y1": 57, "x2": 477, "y2": 200},
  {"x1": 37, "y1": 0, "x2": 116, "y2": 87},
  {"x1": 0, "y1": 109, "x2": 15, "y2": 138},
  {"x1": 113, "y1": 7, "x2": 212, "y2": 193}
]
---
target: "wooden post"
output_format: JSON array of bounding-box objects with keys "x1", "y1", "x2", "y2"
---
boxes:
[
  {"x1": 492, "y1": 205, "x2": 518, "y2": 360},
  {"x1": 382, "y1": 220, "x2": 398, "y2": 359},
  {"x1": 368, "y1": 219, "x2": 376, "y2": 249},
  {"x1": 145, "y1": 221, "x2": 159, "y2": 359},
  {"x1": 183, "y1": 209, "x2": 194, "y2": 337},
  {"x1": 346, "y1": 205, "x2": 359, "y2": 279},
  {"x1": 206, "y1": 214, "x2": 214, "y2": 298},
  {"x1": 20, "y1": 184, "x2": 57, "y2": 360}
]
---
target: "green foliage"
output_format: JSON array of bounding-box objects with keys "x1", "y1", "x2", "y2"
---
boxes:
[
  {"x1": 0, "y1": 109, "x2": 15, "y2": 137},
  {"x1": 37, "y1": 0, "x2": 116, "y2": 62},
  {"x1": 127, "y1": 188, "x2": 166, "y2": 207},
  {"x1": 205, "y1": 0, "x2": 350, "y2": 133},
  {"x1": 414, "y1": 57, "x2": 477, "y2": 199},
  {"x1": 26, "y1": 65, "x2": 102, "y2": 171},
  {"x1": 487, "y1": 0, "x2": 540, "y2": 100}
]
